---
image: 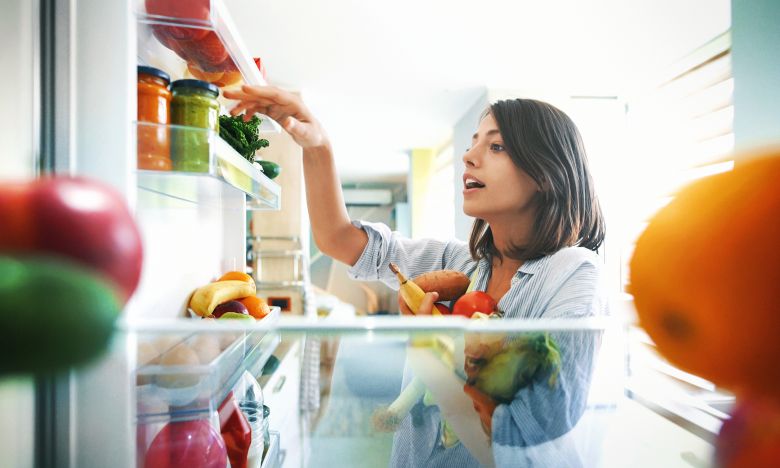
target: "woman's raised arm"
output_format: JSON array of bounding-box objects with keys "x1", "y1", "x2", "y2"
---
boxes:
[{"x1": 224, "y1": 85, "x2": 368, "y2": 266}]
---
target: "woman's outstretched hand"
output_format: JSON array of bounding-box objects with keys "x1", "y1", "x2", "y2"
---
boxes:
[{"x1": 223, "y1": 85, "x2": 328, "y2": 149}]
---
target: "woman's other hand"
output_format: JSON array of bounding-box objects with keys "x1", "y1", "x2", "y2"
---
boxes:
[
  {"x1": 223, "y1": 85, "x2": 328, "y2": 148},
  {"x1": 398, "y1": 291, "x2": 439, "y2": 315}
]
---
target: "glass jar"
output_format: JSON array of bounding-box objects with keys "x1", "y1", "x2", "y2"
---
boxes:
[
  {"x1": 169, "y1": 79, "x2": 220, "y2": 173},
  {"x1": 137, "y1": 66, "x2": 172, "y2": 171}
]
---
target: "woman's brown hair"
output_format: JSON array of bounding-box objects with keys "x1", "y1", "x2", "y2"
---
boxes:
[{"x1": 469, "y1": 98, "x2": 605, "y2": 261}]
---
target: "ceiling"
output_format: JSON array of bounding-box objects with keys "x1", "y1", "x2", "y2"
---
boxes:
[{"x1": 226, "y1": 0, "x2": 730, "y2": 182}]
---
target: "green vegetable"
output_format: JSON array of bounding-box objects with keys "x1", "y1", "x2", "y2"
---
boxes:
[
  {"x1": 256, "y1": 160, "x2": 281, "y2": 180},
  {"x1": 218, "y1": 114, "x2": 270, "y2": 163},
  {"x1": 470, "y1": 332, "x2": 561, "y2": 403}
]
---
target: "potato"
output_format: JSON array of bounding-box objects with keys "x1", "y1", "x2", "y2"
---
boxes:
[{"x1": 412, "y1": 270, "x2": 470, "y2": 301}]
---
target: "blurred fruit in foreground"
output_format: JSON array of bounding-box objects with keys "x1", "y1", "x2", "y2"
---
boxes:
[
  {"x1": 715, "y1": 396, "x2": 780, "y2": 468},
  {"x1": 630, "y1": 151, "x2": 780, "y2": 400},
  {"x1": 0, "y1": 177, "x2": 143, "y2": 303},
  {"x1": 0, "y1": 256, "x2": 121, "y2": 375}
]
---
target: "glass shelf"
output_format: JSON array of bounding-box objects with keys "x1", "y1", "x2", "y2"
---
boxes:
[
  {"x1": 136, "y1": 122, "x2": 281, "y2": 210},
  {"x1": 135, "y1": 0, "x2": 281, "y2": 132},
  {"x1": 125, "y1": 315, "x2": 627, "y2": 468},
  {"x1": 135, "y1": 307, "x2": 281, "y2": 421},
  {"x1": 262, "y1": 431, "x2": 281, "y2": 468}
]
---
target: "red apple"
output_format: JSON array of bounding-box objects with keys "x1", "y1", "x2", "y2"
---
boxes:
[
  {"x1": 0, "y1": 177, "x2": 143, "y2": 303},
  {"x1": 145, "y1": 0, "x2": 210, "y2": 41},
  {"x1": 212, "y1": 300, "x2": 249, "y2": 318}
]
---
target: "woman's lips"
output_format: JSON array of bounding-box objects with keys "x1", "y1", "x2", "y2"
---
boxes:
[{"x1": 463, "y1": 174, "x2": 486, "y2": 195}]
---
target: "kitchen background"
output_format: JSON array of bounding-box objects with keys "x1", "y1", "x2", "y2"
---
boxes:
[{"x1": 1, "y1": 0, "x2": 779, "y2": 467}]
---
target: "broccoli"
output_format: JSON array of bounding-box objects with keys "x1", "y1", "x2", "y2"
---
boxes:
[{"x1": 218, "y1": 114, "x2": 270, "y2": 163}]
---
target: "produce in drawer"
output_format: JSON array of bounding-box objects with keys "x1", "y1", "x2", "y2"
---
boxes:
[
  {"x1": 144, "y1": 0, "x2": 210, "y2": 40},
  {"x1": 238, "y1": 295, "x2": 271, "y2": 319},
  {"x1": 187, "y1": 31, "x2": 229, "y2": 68},
  {"x1": 190, "y1": 334, "x2": 221, "y2": 365},
  {"x1": 212, "y1": 299, "x2": 250, "y2": 318},
  {"x1": 156, "y1": 342, "x2": 200, "y2": 388},
  {"x1": 144, "y1": 419, "x2": 227, "y2": 468},
  {"x1": 189, "y1": 279, "x2": 256, "y2": 317},
  {"x1": 217, "y1": 271, "x2": 253, "y2": 283}
]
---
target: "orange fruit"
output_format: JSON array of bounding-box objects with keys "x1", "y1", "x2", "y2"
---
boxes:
[
  {"x1": 239, "y1": 295, "x2": 271, "y2": 319},
  {"x1": 629, "y1": 149, "x2": 780, "y2": 401},
  {"x1": 217, "y1": 271, "x2": 253, "y2": 283}
]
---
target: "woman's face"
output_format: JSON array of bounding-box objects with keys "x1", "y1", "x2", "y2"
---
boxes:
[{"x1": 462, "y1": 113, "x2": 541, "y2": 222}]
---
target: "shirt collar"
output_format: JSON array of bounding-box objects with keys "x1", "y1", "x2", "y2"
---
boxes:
[{"x1": 480, "y1": 255, "x2": 546, "y2": 277}]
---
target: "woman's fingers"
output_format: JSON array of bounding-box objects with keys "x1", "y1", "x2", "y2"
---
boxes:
[
  {"x1": 398, "y1": 294, "x2": 413, "y2": 315},
  {"x1": 417, "y1": 292, "x2": 440, "y2": 315},
  {"x1": 239, "y1": 84, "x2": 296, "y2": 105}
]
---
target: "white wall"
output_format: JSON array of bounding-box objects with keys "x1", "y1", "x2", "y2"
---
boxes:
[{"x1": 452, "y1": 90, "x2": 489, "y2": 241}]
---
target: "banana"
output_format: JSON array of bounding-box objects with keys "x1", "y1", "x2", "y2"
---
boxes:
[
  {"x1": 188, "y1": 280, "x2": 256, "y2": 317},
  {"x1": 389, "y1": 263, "x2": 445, "y2": 316}
]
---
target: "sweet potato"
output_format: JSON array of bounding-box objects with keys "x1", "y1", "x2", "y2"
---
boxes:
[{"x1": 412, "y1": 270, "x2": 470, "y2": 301}]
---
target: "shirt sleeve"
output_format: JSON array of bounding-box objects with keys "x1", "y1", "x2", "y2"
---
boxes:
[
  {"x1": 490, "y1": 260, "x2": 604, "y2": 467},
  {"x1": 346, "y1": 219, "x2": 471, "y2": 289}
]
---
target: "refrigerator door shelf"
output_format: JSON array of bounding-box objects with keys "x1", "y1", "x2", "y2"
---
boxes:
[
  {"x1": 261, "y1": 430, "x2": 281, "y2": 468},
  {"x1": 135, "y1": 0, "x2": 281, "y2": 132},
  {"x1": 136, "y1": 122, "x2": 281, "y2": 210},
  {"x1": 135, "y1": 307, "x2": 282, "y2": 420}
]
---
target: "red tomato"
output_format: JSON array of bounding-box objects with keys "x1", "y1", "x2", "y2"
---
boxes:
[
  {"x1": 145, "y1": 0, "x2": 210, "y2": 41},
  {"x1": 188, "y1": 31, "x2": 229, "y2": 68},
  {"x1": 0, "y1": 177, "x2": 143, "y2": 304},
  {"x1": 452, "y1": 291, "x2": 497, "y2": 318}
]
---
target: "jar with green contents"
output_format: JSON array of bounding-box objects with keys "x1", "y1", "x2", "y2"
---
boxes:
[{"x1": 170, "y1": 79, "x2": 220, "y2": 172}]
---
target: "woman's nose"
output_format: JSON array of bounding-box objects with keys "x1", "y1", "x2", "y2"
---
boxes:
[{"x1": 463, "y1": 147, "x2": 477, "y2": 167}]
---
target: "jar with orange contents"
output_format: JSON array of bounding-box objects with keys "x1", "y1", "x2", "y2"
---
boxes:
[{"x1": 137, "y1": 65, "x2": 172, "y2": 170}]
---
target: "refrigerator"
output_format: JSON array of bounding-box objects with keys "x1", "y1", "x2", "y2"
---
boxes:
[{"x1": 0, "y1": 1, "x2": 726, "y2": 467}]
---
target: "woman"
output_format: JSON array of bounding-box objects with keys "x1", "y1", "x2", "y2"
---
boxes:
[{"x1": 226, "y1": 86, "x2": 607, "y2": 467}]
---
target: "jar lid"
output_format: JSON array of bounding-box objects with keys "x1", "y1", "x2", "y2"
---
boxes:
[
  {"x1": 171, "y1": 79, "x2": 219, "y2": 97},
  {"x1": 137, "y1": 65, "x2": 170, "y2": 84}
]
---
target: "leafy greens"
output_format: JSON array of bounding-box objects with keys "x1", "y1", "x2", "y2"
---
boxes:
[{"x1": 219, "y1": 114, "x2": 270, "y2": 163}]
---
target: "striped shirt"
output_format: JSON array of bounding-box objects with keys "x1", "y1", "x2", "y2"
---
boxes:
[{"x1": 347, "y1": 220, "x2": 607, "y2": 468}]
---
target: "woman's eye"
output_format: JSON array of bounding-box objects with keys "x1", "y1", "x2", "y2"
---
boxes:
[{"x1": 490, "y1": 143, "x2": 505, "y2": 152}]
